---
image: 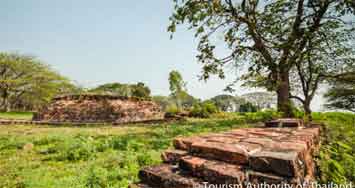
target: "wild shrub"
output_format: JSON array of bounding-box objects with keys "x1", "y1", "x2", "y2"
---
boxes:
[
  {"x1": 190, "y1": 101, "x2": 218, "y2": 118},
  {"x1": 165, "y1": 103, "x2": 180, "y2": 116}
]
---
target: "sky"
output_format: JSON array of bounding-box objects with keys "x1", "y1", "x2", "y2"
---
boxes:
[{"x1": 0, "y1": 0, "x2": 325, "y2": 111}]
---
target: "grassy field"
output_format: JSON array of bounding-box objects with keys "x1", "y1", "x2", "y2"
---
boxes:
[
  {"x1": 0, "y1": 112, "x2": 33, "y2": 120},
  {"x1": 0, "y1": 112, "x2": 353, "y2": 188},
  {"x1": 0, "y1": 113, "x2": 261, "y2": 188}
]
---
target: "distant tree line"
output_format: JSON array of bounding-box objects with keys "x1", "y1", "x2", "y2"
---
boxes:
[
  {"x1": 151, "y1": 70, "x2": 276, "y2": 118},
  {"x1": 1, "y1": 52, "x2": 353, "y2": 115}
]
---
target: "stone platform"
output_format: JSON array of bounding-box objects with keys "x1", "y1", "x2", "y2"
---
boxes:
[
  {"x1": 33, "y1": 94, "x2": 164, "y2": 124},
  {"x1": 131, "y1": 123, "x2": 321, "y2": 188}
]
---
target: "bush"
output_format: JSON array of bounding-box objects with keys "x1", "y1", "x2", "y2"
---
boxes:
[
  {"x1": 165, "y1": 103, "x2": 180, "y2": 117},
  {"x1": 190, "y1": 101, "x2": 218, "y2": 118}
]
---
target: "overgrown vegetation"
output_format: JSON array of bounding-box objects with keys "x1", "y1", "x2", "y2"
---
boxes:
[
  {"x1": 313, "y1": 112, "x2": 355, "y2": 184},
  {"x1": 0, "y1": 112, "x2": 353, "y2": 187},
  {"x1": 0, "y1": 115, "x2": 265, "y2": 188}
]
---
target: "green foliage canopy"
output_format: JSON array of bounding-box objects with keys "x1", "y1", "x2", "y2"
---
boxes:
[
  {"x1": 0, "y1": 52, "x2": 76, "y2": 111},
  {"x1": 168, "y1": 0, "x2": 355, "y2": 117}
]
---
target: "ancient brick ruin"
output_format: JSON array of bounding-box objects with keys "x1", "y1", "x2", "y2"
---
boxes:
[
  {"x1": 33, "y1": 94, "x2": 164, "y2": 124},
  {"x1": 131, "y1": 119, "x2": 321, "y2": 188}
]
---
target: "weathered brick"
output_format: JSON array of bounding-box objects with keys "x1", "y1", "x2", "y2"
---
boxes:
[
  {"x1": 249, "y1": 150, "x2": 304, "y2": 177},
  {"x1": 242, "y1": 137, "x2": 275, "y2": 148},
  {"x1": 260, "y1": 140, "x2": 308, "y2": 154},
  {"x1": 266, "y1": 127, "x2": 297, "y2": 135},
  {"x1": 179, "y1": 156, "x2": 207, "y2": 172},
  {"x1": 180, "y1": 156, "x2": 245, "y2": 185},
  {"x1": 204, "y1": 135, "x2": 241, "y2": 144},
  {"x1": 173, "y1": 136, "x2": 205, "y2": 150},
  {"x1": 228, "y1": 129, "x2": 251, "y2": 137},
  {"x1": 139, "y1": 164, "x2": 203, "y2": 188},
  {"x1": 161, "y1": 150, "x2": 189, "y2": 164},
  {"x1": 247, "y1": 130, "x2": 284, "y2": 138},
  {"x1": 190, "y1": 141, "x2": 254, "y2": 165}
]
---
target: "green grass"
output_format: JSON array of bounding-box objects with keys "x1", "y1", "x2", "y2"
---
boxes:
[
  {"x1": 312, "y1": 112, "x2": 355, "y2": 184},
  {"x1": 0, "y1": 114, "x2": 262, "y2": 188},
  {"x1": 0, "y1": 111, "x2": 33, "y2": 120},
  {"x1": 0, "y1": 111, "x2": 353, "y2": 187}
]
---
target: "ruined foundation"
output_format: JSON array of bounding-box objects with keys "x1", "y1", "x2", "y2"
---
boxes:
[
  {"x1": 33, "y1": 94, "x2": 164, "y2": 124},
  {"x1": 131, "y1": 119, "x2": 321, "y2": 188}
]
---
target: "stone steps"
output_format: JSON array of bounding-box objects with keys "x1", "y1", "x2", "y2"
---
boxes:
[
  {"x1": 138, "y1": 164, "x2": 204, "y2": 188},
  {"x1": 179, "y1": 155, "x2": 246, "y2": 185},
  {"x1": 161, "y1": 149, "x2": 189, "y2": 164},
  {"x1": 133, "y1": 120, "x2": 321, "y2": 187}
]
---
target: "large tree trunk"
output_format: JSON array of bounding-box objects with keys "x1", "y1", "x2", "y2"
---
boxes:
[
  {"x1": 277, "y1": 69, "x2": 294, "y2": 117},
  {"x1": 303, "y1": 100, "x2": 312, "y2": 122}
]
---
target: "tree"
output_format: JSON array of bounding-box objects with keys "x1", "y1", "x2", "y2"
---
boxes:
[
  {"x1": 287, "y1": 17, "x2": 355, "y2": 120},
  {"x1": 0, "y1": 52, "x2": 75, "y2": 111},
  {"x1": 168, "y1": 70, "x2": 187, "y2": 109},
  {"x1": 169, "y1": 0, "x2": 354, "y2": 117},
  {"x1": 325, "y1": 72, "x2": 355, "y2": 112}
]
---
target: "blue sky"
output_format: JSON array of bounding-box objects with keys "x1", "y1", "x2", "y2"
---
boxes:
[{"x1": 0, "y1": 0, "x2": 325, "y2": 110}]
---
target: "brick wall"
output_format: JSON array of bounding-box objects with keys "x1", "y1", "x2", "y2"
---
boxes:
[{"x1": 33, "y1": 94, "x2": 164, "y2": 123}]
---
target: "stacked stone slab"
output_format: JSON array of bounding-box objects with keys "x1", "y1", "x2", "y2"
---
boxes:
[
  {"x1": 131, "y1": 119, "x2": 320, "y2": 188},
  {"x1": 33, "y1": 94, "x2": 164, "y2": 124}
]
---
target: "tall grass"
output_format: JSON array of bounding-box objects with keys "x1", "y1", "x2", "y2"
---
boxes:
[{"x1": 313, "y1": 112, "x2": 355, "y2": 184}]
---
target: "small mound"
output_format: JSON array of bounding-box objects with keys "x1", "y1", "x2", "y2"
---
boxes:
[{"x1": 33, "y1": 94, "x2": 164, "y2": 123}]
